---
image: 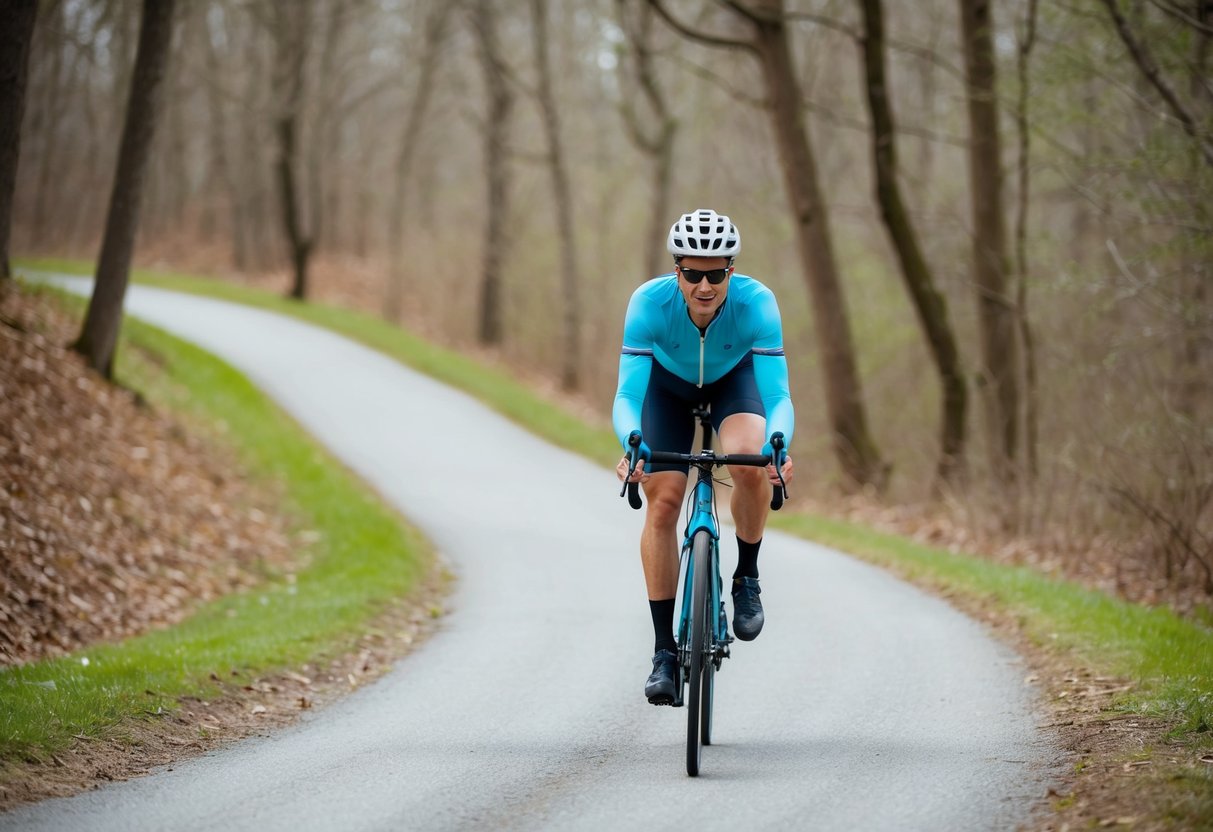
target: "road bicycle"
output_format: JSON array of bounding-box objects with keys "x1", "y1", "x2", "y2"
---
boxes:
[{"x1": 621, "y1": 405, "x2": 786, "y2": 776}]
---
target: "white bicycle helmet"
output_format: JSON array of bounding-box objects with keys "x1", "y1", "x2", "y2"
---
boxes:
[{"x1": 666, "y1": 208, "x2": 741, "y2": 262}]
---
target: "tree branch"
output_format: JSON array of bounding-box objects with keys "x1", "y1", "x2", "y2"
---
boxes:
[
  {"x1": 782, "y1": 9, "x2": 859, "y2": 39},
  {"x1": 1148, "y1": 0, "x2": 1213, "y2": 35},
  {"x1": 667, "y1": 53, "x2": 766, "y2": 108},
  {"x1": 717, "y1": 0, "x2": 768, "y2": 27},
  {"x1": 647, "y1": 0, "x2": 756, "y2": 53},
  {"x1": 1098, "y1": 0, "x2": 1213, "y2": 168},
  {"x1": 886, "y1": 36, "x2": 966, "y2": 84}
]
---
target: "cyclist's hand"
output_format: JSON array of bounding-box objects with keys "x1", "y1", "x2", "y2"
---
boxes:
[
  {"x1": 767, "y1": 454, "x2": 793, "y2": 486},
  {"x1": 762, "y1": 432, "x2": 792, "y2": 487},
  {"x1": 617, "y1": 455, "x2": 650, "y2": 484}
]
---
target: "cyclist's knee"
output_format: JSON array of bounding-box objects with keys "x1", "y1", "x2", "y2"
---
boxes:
[
  {"x1": 649, "y1": 495, "x2": 682, "y2": 526},
  {"x1": 730, "y1": 464, "x2": 766, "y2": 491},
  {"x1": 644, "y1": 487, "x2": 683, "y2": 528}
]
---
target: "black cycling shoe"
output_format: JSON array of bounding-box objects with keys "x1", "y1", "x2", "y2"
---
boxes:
[
  {"x1": 732, "y1": 577, "x2": 764, "y2": 641},
  {"x1": 645, "y1": 649, "x2": 679, "y2": 705}
]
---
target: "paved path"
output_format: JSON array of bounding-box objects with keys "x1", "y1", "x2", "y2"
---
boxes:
[{"x1": 4, "y1": 277, "x2": 1057, "y2": 831}]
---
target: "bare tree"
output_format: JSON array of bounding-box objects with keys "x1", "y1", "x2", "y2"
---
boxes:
[
  {"x1": 958, "y1": 0, "x2": 1020, "y2": 483},
  {"x1": 384, "y1": 1, "x2": 452, "y2": 323},
  {"x1": 471, "y1": 0, "x2": 514, "y2": 346},
  {"x1": 1099, "y1": 0, "x2": 1213, "y2": 168},
  {"x1": 26, "y1": 0, "x2": 68, "y2": 252},
  {"x1": 531, "y1": 0, "x2": 582, "y2": 390},
  {"x1": 857, "y1": 0, "x2": 967, "y2": 489},
  {"x1": 650, "y1": 0, "x2": 889, "y2": 489},
  {"x1": 1013, "y1": 0, "x2": 1040, "y2": 478},
  {"x1": 73, "y1": 0, "x2": 176, "y2": 377},
  {"x1": 0, "y1": 0, "x2": 38, "y2": 281},
  {"x1": 270, "y1": 0, "x2": 314, "y2": 300},
  {"x1": 616, "y1": 0, "x2": 678, "y2": 280},
  {"x1": 1100, "y1": 0, "x2": 1212, "y2": 418},
  {"x1": 201, "y1": 4, "x2": 249, "y2": 270},
  {"x1": 1176, "y1": 0, "x2": 1213, "y2": 417}
]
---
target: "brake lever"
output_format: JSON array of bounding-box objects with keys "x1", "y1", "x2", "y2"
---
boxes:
[
  {"x1": 621, "y1": 436, "x2": 644, "y2": 509},
  {"x1": 769, "y1": 436, "x2": 788, "y2": 512}
]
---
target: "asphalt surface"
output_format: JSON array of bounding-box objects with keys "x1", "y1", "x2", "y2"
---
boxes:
[{"x1": 4, "y1": 277, "x2": 1058, "y2": 831}]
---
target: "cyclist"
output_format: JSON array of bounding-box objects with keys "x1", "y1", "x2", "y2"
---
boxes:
[{"x1": 613, "y1": 208, "x2": 795, "y2": 705}]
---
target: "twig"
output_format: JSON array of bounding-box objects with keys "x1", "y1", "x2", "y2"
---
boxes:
[
  {"x1": 647, "y1": 0, "x2": 756, "y2": 54},
  {"x1": 1097, "y1": 0, "x2": 1213, "y2": 168}
]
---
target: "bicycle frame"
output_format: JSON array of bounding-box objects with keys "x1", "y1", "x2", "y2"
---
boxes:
[{"x1": 675, "y1": 437, "x2": 728, "y2": 687}]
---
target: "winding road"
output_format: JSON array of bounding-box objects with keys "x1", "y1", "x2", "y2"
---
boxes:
[{"x1": 4, "y1": 277, "x2": 1057, "y2": 831}]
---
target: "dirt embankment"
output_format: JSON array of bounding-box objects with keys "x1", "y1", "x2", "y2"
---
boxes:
[{"x1": 0, "y1": 283, "x2": 297, "y2": 666}]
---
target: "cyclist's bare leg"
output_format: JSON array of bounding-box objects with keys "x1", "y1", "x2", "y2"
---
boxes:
[
  {"x1": 718, "y1": 413, "x2": 769, "y2": 543},
  {"x1": 718, "y1": 413, "x2": 769, "y2": 640},
  {"x1": 640, "y1": 471, "x2": 687, "y2": 599}
]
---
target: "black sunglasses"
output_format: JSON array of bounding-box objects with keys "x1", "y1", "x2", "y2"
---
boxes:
[{"x1": 678, "y1": 266, "x2": 730, "y2": 285}]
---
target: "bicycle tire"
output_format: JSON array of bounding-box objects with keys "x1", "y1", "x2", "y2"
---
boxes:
[
  {"x1": 702, "y1": 616, "x2": 715, "y2": 746},
  {"x1": 686, "y1": 529, "x2": 712, "y2": 776}
]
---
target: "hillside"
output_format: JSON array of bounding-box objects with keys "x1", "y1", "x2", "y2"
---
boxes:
[{"x1": 0, "y1": 283, "x2": 297, "y2": 666}]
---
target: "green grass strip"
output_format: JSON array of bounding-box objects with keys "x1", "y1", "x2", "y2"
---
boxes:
[
  {"x1": 14, "y1": 258, "x2": 1213, "y2": 741},
  {"x1": 0, "y1": 282, "x2": 431, "y2": 761}
]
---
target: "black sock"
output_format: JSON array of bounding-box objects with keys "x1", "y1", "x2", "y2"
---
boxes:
[
  {"x1": 649, "y1": 598, "x2": 677, "y2": 654},
  {"x1": 733, "y1": 536, "x2": 762, "y2": 581}
]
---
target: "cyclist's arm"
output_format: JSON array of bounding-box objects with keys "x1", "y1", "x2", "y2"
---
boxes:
[
  {"x1": 751, "y1": 288, "x2": 795, "y2": 448},
  {"x1": 612, "y1": 293, "x2": 657, "y2": 451}
]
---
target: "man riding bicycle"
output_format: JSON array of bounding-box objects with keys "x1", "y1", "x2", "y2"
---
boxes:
[{"x1": 613, "y1": 208, "x2": 795, "y2": 705}]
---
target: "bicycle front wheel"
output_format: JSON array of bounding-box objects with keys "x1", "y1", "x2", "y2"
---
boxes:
[
  {"x1": 686, "y1": 529, "x2": 713, "y2": 776},
  {"x1": 701, "y1": 632, "x2": 715, "y2": 746}
]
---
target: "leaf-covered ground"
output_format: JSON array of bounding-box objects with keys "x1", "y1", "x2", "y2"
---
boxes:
[{"x1": 0, "y1": 284, "x2": 297, "y2": 666}]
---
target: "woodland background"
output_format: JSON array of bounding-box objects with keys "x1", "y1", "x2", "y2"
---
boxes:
[{"x1": 4, "y1": 0, "x2": 1211, "y2": 609}]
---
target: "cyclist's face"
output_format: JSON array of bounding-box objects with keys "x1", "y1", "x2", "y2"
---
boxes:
[{"x1": 677, "y1": 257, "x2": 732, "y2": 324}]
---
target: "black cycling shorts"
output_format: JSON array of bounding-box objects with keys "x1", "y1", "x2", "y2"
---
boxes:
[{"x1": 641, "y1": 353, "x2": 765, "y2": 475}]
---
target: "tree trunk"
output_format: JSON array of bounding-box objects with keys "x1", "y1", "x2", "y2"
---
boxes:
[
  {"x1": 240, "y1": 26, "x2": 273, "y2": 272},
  {"x1": 858, "y1": 0, "x2": 967, "y2": 490},
  {"x1": 750, "y1": 0, "x2": 888, "y2": 489},
  {"x1": 73, "y1": 0, "x2": 176, "y2": 377},
  {"x1": 384, "y1": 1, "x2": 451, "y2": 323},
  {"x1": 617, "y1": 0, "x2": 678, "y2": 279},
  {"x1": 472, "y1": 0, "x2": 513, "y2": 346},
  {"x1": 202, "y1": 9, "x2": 248, "y2": 270},
  {"x1": 959, "y1": 0, "x2": 1019, "y2": 483},
  {"x1": 0, "y1": 0, "x2": 38, "y2": 281},
  {"x1": 532, "y1": 0, "x2": 582, "y2": 391},
  {"x1": 271, "y1": 0, "x2": 312, "y2": 301},
  {"x1": 1175, "y1": 0, "x2": 1212, "y2": 417},
  {"x1": 29, "y1": 0, "x2": 67, "y2": 252},
  {"x1": 1013, "y1": 0, "x2": 1040, "y2": 478},
  {"x1": 307, "y1": 4, "x2": 347, "y2": 256}
]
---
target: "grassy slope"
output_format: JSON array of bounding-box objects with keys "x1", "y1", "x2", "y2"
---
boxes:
[
  {"x1": 1, "y1": 282, "x2": 431, "y2": 760},
  {"x1": 12, "y1": 258, "x2": 1213, "y2": 742}
]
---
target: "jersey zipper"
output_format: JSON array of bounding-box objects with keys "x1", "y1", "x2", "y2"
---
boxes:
[
  {"x1": 688, "y1": 300, "x2": 724, "y2": 389},
  {"x1": 698, "y1": 331, "x2": 705, "y2": 388}
]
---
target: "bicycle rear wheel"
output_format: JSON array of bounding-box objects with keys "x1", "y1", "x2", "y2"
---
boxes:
[{"x1": 686, "y1": 529, "x2": 712, "y2": 776}]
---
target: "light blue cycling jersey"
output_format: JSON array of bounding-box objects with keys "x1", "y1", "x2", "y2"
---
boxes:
[{"x1": 612, "y1": 273, "x2": 794, "y2": 450}]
